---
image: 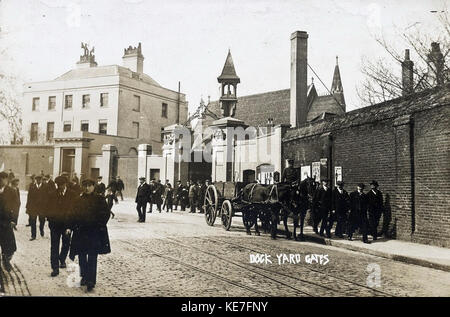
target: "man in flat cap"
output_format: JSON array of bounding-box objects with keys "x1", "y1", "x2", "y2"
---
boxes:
[
  {"x1": 0, "y1": 171, "x2": 17, "y2": 271},
  {"x1": 366, "y1": 180, "x2": 383, "y2": 241},
  {"x1": 348, "y1": 183, "x2": 369, "y2": 243},
  {"x1": 47, "y1": 175, "x2": 77, "y2": 276},
  {"x1": 26, "y1": 175, "x2": 48, "y2": 240},
  {"x1": 331, "y1": 181, "x2": 350, "y2": 238},
  {"x1": 135, "y1": 177, "x2": 150, "y2": 222}
]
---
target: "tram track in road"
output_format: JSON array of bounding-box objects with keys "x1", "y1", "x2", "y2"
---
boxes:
[
  {"x1": 0, "y1": 263, "x2": 31, "y2": 296},
  {"x1": 115, "y1": 239, "x2": 273, "y2": 297},
  {"x1": 200, "y1": 236, "x2": 397, "y2": 297},
  {"x1": 145, "y1": 233, "x2": 319, "y2": 296}
]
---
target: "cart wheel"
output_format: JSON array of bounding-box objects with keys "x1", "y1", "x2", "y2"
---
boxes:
[
  {"x1": 221, "y1": 200, "x2": 233, "y2": 231},
  {"x1": 204, "y1": 185, "x2": 218, "y2": 226}
]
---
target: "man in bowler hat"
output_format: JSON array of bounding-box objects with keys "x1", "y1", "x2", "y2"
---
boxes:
[
  {"x1": 348, "y1": 183, "x2": 370, "y2": 243},
  {"x1": 366, "y1": 180, "x2": 383, "y2": 241},
  {"x1": 331, "y1": 181, "x2": 350, "y2": 238}
]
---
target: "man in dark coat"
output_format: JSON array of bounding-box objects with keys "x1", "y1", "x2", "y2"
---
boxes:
[
  {"x1": 106, "y1": 177, "x2": 119, "y2": 195},
  {"x1": 331, "y1": 181, "x2": 350, "y2": 238},
  {"x1": 25, "y1": 174, "x2": 35, "y2": 227},
  {"x1": 47, "y1": 176, "x2": 77, "y2": 276},
  {"x1": 10, "y1": 178, "x2": 21, "y2": 229},
  {"x1": 44, "y1": 174, "x2": 56, "y2": 191},
  {"x1": 183, "y1": 181, "x2": 190, "y2": 210},
  {"x1": 173, "y1": 180, "x2": 182, "y2": 210},
  {"x1": 7, "y1": 169, "x2": 15, "y2": 185},
  {"x1": 94, "y1": 176, "x2": 106, "y2": 197},
  {"x1": 348, "y1": 183, "x2": 370, "y2": 243},
  {"x1": 315, "y1": 179, "x2": 332, "y2": 238},
  {"x1": 281, "y1": 159, "x2": 299, "y2": 184},
  {"x1": 26, "y1": 175, "x2": 48, "y2": 240},
  {"x1": 135, "y1": 177, "x2": 150, "y2": 222},
  {"x1": 69, "y1": 179, "x2": 111, "y2": 292},
  {"x1": 116, "y1": 176, "x2": 125, "y2": 201},
  {"x1": 0, "y1": 172, "x2": 17, "y2": 272},
  {"x1": 366, "y1": 180, "x2": 383, "y2": 241}
]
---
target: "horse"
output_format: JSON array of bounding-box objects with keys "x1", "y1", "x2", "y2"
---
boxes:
[{"x1": 239, "y1": 183, "x2": 272, "y2": 236}]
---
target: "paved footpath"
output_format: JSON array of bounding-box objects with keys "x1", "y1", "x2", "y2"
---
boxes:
[{"x1": 1, "y1": 192, "x2": 449, "y2": 297}]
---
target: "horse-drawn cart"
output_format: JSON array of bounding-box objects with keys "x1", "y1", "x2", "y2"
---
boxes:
[{"x1": 203, "y1": 181, "x2": 274, "y2": 233}]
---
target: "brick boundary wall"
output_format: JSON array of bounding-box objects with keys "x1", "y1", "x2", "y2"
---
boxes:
[{"x1": 282, "y1": 85, "x2": 450, "y2": 247}]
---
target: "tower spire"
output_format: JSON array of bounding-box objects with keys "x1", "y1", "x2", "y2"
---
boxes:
[{"x1": 331, "y1": 56, "x2": 343, "y2": 93}]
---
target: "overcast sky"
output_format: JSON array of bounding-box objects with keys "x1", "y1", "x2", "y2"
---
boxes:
[{"x1": 0, "y1": 0, "x2": 447, "y2": 114}]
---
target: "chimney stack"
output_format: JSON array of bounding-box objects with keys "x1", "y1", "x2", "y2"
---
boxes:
[
  {"x1": 290, "y1": 31, "x2": 308, "y2": 128},
  {"x1": 427, "y1": 42, "x2": 444, "y2": 86},
  {"x1": 123, "y1": 42, "x2": 144, "y2": 74},
  {"x1": 402, "y1": 49, "x2": 414, "y2": 96}
]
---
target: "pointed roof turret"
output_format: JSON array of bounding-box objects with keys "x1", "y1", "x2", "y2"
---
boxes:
[
  {"x1": 218, "y1": 50, "x2": 240, "y2": 83},
  {"x1": 331, "y1": 56, "x2": 343, "y2": 93}
]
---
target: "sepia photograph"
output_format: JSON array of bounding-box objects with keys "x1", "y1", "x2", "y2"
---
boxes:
[{"x1": 0, "y1": 0, "x2": 449, "y2": 306}]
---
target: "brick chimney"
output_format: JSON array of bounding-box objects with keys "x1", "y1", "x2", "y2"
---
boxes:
[
  {"x1": 123, "y1": 42, "x2": 144, "y2": 74},
  {"x1": 290, "y1": 31, "x2": 308, "y2": 128},
  {"x1": 401, "y1": 49, "x2": 414, "y2": 96},
  {"x1": 427, "y1": 42, "x2": 444, "y2": 86}
]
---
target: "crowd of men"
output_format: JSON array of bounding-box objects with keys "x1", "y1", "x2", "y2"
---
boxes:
[
  {"x1": 135, "y1": 177, "x2": 210, "y2": 222},
  {"x1": 0, "y1": 169, "x2": 115, "y2": 292},
  {"x1": 283, "y1": 159, "x2": 384, "y2": 244}
]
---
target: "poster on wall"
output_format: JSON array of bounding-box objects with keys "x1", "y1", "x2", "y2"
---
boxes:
[
  {"x1": 312, "y1": 162, "x2": 321, "y2": 181},
  {"x1": 334, "y1": 166, "x2": 342, "y2": 185},
  {"x1": 301, "y1": 165, "x2": 311, "y2": 181}
]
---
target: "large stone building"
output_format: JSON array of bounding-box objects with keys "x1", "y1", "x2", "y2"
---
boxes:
[{"x1": 1, "y1": 42, "x2": 188, "y2": 194}]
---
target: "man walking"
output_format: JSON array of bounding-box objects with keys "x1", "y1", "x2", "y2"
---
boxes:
[
  {"x1": 94, "y1": 176, "x2": 106, "y2": 197},
  {"x1": 0, "y1": 172, "x2": 17, "y2": 272},
  {"x1": 348, "y1": 183, "x2": 370, "y2": 244},
  {"x1": 316, "y1": 179, "x2": 332, "y2": 238},
  {"x1": 47, "y1": 176, "x2": 76, "y2": 276},
  {"x1": 331, "y1": 181, "x2": 350, "y2": 238},
  {"x1": 116, "y1": 176, "x2": 125, "y2": 201},
  {"x1": 26, "y1": 175, "x2": 48, "y2": 240},
  {"x1": 366, "y1": 180, "x2": 383, "y2": 241},
  {"x1": 135, "y1": 177, "x2": 150, "y2": 222},
  {"x1": 69, "y1": 179, "x2": 111, "y2": 292},
  {"x1": 163, "y1": 183, "x2": 174, "y2": 212}
]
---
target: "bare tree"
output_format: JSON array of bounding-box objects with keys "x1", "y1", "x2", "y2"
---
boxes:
[
  {"x1": 358, "y1": 10, "x2": 450, "y2": 106},
  {"x1": 0, "y1": 73, "x2": 23, "y2": 144}
]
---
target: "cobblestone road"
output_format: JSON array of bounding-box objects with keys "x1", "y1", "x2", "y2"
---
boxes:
[{"x1": 1, "y1": 193, "x2": 449, "y2": 297}]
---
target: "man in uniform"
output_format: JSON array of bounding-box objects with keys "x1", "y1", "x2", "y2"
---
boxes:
[
  {"x1": 47, "y1": 176, "x2": 76, "y2": 276},
  {"x1": 316, "y1": 179, "x2": 333, "y2": 238},
  {"x1": 348, "y1": 183, "x2": 370, "y2": 243},
  {"x1": 281, "y1": 159, "x2": 299, "y2": 184},
  {"x1": 0, "y1": 172, "x2": 17, "y2": 271},
  {"x1": 94, "y1": 176, "x2": 106, "y2": 197},
  {"x1": 135, "y1": 177, "x2": 150, "y2": 222},
  {"x1": 26, "y1": 175, "x2": 48, "y2": 240},
  {"x1": 366, "y1": 180, "x2": 383, "y2": 241},
  {"x1": 331, "y1": 181, "x2": 350, "y2": 238}
]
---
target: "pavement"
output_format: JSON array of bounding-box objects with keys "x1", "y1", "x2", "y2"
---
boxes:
[{"x1": 0, "y1": 192, "x2": 449, "y2": 297}]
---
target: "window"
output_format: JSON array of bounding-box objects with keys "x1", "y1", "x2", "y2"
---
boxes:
[
  {"x1": 162, "y1": 103, "x2": 168, "y2": 118},
  {"x1": 132, "y1": 122, "x2": 139, "y2": 138},
  {"x1": 46, "y1": 122, "x2": 54, "y2": 141},
  {"x1": 65, "y1": 95, "x2": 73, "y2": 109},
  {"x1": 133, "y1": 95, "x2": 140, "y2": 112},
  {"x1": 99, "y1": 120, "x2": 107, "y2": 134},
  {"x1": 82, "y1": 94, "x2": 90, "y2": 108},
  {"x1": 30, "y1": 123, "x2": 38, "y2": 142},
  {"x1": 63, "y1": 122, "x2": 72, "y2": 132},
  {"x1": 48, "y1": 96, "x2": 56, "y2": 110},
  {"x1": 32, "y1": 98, "x2": 39, "y2": 111},
  {"x1": 100, "y1": 93, "x2": 109, "y2": 107},
  {"x1": 80, "y1": 121, "x2": 89, "y2": 132}
]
